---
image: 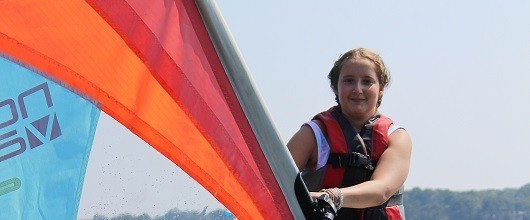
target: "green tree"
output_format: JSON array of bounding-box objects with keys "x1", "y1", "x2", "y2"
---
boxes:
[{"x1": 404, "y1": 184, "x2": 530, "y2": 220}]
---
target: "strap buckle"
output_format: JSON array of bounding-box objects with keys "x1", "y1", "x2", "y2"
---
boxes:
[
  {"x1": 348, "y1": 152, "x2": 374, "y2": 171},
  {"x1": 328, "y1": 152, "x2": 374, "y2": 170}
]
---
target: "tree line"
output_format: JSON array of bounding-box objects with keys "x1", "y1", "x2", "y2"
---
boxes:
[
  {"x1": 405, "y1": 183, "x2": 530, "y2": 220},
  {"x1": 92, "y1": 183, "x2": 530, "y2": 220},
  {"x1": 92, "y1": 207, "x2": 234, "y2": 220}
]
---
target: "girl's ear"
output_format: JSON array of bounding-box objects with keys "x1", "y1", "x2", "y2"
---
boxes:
[{"x1": 377, "y1": 90, "x2": 384, "y2": 107}]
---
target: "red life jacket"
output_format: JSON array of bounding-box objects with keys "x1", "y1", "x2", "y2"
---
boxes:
[{"x1": 313, "y1": 106, "x2": 403, "y2": 220}]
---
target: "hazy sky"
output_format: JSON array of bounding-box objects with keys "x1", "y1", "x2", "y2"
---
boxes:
[
  {"x1": 79, "y1": 1, "x2": 530, "y2": 218},
  {"x1": 217, "y1": 0, "x2": 530, "y2": 191}
]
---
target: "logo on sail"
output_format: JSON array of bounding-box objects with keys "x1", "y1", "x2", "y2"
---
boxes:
[{"x1": 0, "y1": 82, "x2": 62, "y2": 163}]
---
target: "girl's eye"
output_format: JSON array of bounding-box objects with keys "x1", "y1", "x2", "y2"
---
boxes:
[
  {"x1": 343, "y1": 78, "x2": 354, "y2": 83},
  {"x1": 361, "y1": 79, "x2": 374, "y2": 86}
]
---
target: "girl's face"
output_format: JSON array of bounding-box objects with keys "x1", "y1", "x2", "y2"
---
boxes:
[{"x1": 336, "y1": 58, "x2": 382, "y2": 121}]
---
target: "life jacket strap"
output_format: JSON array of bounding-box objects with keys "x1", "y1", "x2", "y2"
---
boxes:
[{"x1": 327, "y1": 152, "x2": 374, "y2": 170}]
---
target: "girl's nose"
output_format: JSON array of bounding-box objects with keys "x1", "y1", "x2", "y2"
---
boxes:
[{"x1": 352, "y1": 81, "x2": 363, "y2": 94}]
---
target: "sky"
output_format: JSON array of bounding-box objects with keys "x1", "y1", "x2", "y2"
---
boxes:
[{"x1": 78, "y1": 1, "x2": 530, "y2": 218}]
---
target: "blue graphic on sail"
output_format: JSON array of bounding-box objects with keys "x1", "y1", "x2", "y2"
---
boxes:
[{"x1": 0, "y1": 56, "x2": 100, "y2": 219}]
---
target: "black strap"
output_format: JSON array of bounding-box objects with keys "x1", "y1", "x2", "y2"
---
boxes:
[
  {"x1": 327, "y1": 152, "x2": 374, "y2": 170},
  {"x1": 328, "y1": 108, "x2": 370, "y2": 191}
]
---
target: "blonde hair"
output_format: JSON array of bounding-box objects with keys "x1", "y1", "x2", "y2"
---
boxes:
[{"x1": 328, "y1": 48, "x2": 390, "y2": 107}]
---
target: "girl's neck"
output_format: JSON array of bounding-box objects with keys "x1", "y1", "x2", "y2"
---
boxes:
[{"x1": 342, "y1": 110, "x2": 377, "y2": 132}]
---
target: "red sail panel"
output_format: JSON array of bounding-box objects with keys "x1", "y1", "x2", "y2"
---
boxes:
[{"x1": 0, "y1": 0, "x2": 291, "y2": 219}]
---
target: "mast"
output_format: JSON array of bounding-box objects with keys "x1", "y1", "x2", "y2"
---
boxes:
[{"x1": 195, "y1": 0, "x2": 308, "y2": 218}]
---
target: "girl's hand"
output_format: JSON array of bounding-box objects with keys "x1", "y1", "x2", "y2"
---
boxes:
[{"x1": 309, "y1": 191, "x2": 327, "y2": 201}]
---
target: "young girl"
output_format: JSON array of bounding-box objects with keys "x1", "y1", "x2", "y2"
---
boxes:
[{"x1": 288, "y1": 48, "x2": 412, "y2": 219}]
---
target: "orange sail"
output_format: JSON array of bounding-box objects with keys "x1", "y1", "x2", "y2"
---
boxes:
[{"x1": 0, "y1": 0, "x2": 302, "y2": 219}]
